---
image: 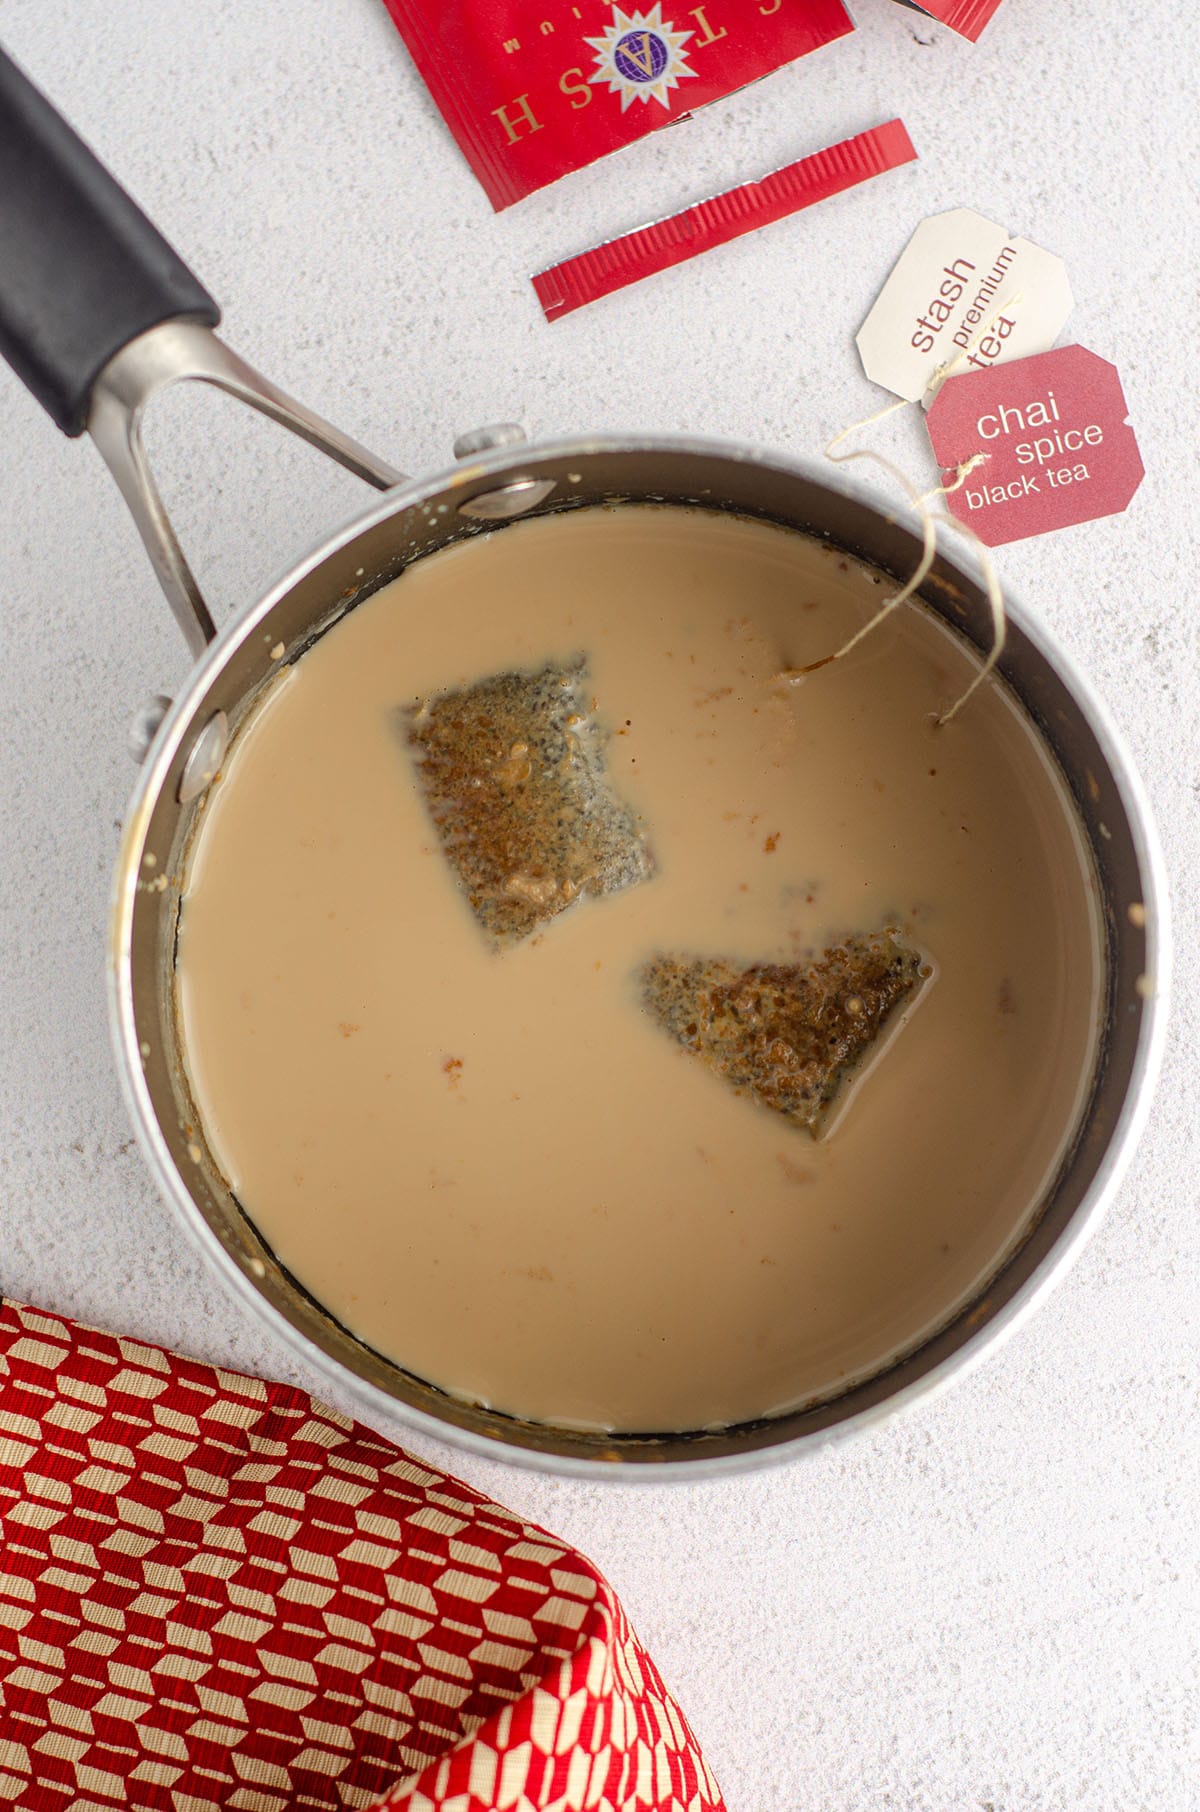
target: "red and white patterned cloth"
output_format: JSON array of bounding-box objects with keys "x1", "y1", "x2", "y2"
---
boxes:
[{"x1": 0, "y1": 1300, "x2": 724, "y2": 1811}]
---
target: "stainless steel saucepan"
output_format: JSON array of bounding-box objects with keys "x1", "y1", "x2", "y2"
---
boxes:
[{"x1": 0, "y1": 48, "x2": 1168, "y2": 1475}]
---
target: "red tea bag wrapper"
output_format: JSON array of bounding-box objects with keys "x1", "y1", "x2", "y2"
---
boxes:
[
  {"x1": 380, "y1": 0, "x2": 854, "y2": 209},
  {"x1": 892, "y1": 0, "x2": 1005, "y2": 42}
]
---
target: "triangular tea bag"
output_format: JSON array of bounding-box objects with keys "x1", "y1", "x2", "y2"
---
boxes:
[{"x1": 639, "y1": 932, "x2": 925, "y2": 1133}]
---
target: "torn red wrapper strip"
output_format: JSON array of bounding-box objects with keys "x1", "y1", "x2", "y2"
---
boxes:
[
  {"x1": 896, "y1": 0, "x2": 1005, "y2": 42},
  {"x1": 533, "y1": 118, "x2": 918, "y2": 321}
]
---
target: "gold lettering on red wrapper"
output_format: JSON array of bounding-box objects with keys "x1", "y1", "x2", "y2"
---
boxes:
[
  {"x1": 560, "y1": 65, "x2": 593, "y2": 106},
  {"x1": 688, "y1": 6, "x2": 729, "y2": 45},
  {"x1": 491, "y1": 92, "x2": 545, "y2": 144}
]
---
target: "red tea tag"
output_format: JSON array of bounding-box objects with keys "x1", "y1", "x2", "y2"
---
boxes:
[
  {"x1": 534, "y1": 119, "x2": 917, "y2": 319},
  {"x1": 892, "y1": 0, "x2": 1005, "y2": 41},
  {"x1": 379, "y1": 0, "x2": 854, "y2": 209},
  {"x1": 925, "y1": 345, "x2": 1144, "y2": 546}
]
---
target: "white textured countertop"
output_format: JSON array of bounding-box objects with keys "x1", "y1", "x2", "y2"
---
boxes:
[{"x1": 1, "y1": 1, "x2": 1197, "y2": 1805}]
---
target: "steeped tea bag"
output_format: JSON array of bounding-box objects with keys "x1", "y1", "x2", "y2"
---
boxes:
[
  {"x1": 406, "y1": 657, "x2": 654, "y2": 950},
  {"x1": 639, "y1": 932, "x2": 925, "y2": 1133}
]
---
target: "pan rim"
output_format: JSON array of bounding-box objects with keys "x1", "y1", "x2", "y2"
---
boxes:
[{"x1": 107, "y1": 430, "x2": 1171, "y2": 1478}]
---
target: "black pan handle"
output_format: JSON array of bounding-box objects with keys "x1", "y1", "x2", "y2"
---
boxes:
[
  {"x1": 0, "y1": 45, "x2": 220, "y2": 435},
  {"x1": 0, "y1": 43, "x2": 402, "y2": 659}
]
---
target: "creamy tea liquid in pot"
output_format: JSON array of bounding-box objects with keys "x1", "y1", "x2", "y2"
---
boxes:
[{"x1": 177, "y1": 506, "x2": 1102, "y2": 1433}]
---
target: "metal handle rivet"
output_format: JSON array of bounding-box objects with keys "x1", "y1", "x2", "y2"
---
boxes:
[
  {"x1": 128, "y1": 694, "x2": 173, "y2": 763},
  {"x1": 453, "y1": 423, "x2": 527, "y2": 460},
  {"x1": 178, "y1": 710, "x2": 229, "y2": 803}
]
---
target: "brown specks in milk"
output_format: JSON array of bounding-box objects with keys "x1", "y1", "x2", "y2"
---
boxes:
[{"x1": 776, "y1": 1154, "x2": 815, "y2": 1187}]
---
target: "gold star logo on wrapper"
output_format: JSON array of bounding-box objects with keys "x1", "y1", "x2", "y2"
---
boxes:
[
  {"x1": 586, "y1": 5, "x2": 697, "y2": 111},
  {"x1": 378, "y1": 0, "x2": 854, "y2": 207}
]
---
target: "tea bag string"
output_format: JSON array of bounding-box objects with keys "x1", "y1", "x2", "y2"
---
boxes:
[
  {"x1": 806, "y1": 398, "x2": 939, "y2": 673},
  {"x1": 918, "y1": 306, "x2": 1012, "y2": 720},
  {"x1": 780, "y1": 306, "x2": 1016, "y2": 724},
  {"x1": 922, "y1": 506, "x2": 1005, "y2": 724}
]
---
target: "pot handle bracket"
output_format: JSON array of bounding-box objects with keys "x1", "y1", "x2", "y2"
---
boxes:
[
  {"x1": 89, "y1": 326, "x2": 406, "y2": 656},
  {"x1": 0, "y1": 47, "x2": 405, "y2": 656}
]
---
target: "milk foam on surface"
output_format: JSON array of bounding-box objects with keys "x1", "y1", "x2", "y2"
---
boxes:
[{"x1": 177, "y1": 506, "x2": 1102, "y2": 1433}]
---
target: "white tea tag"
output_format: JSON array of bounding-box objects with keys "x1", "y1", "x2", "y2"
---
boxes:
[{"x1": 856, "y1": 208, "x2": 1073, "y2": 406}]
